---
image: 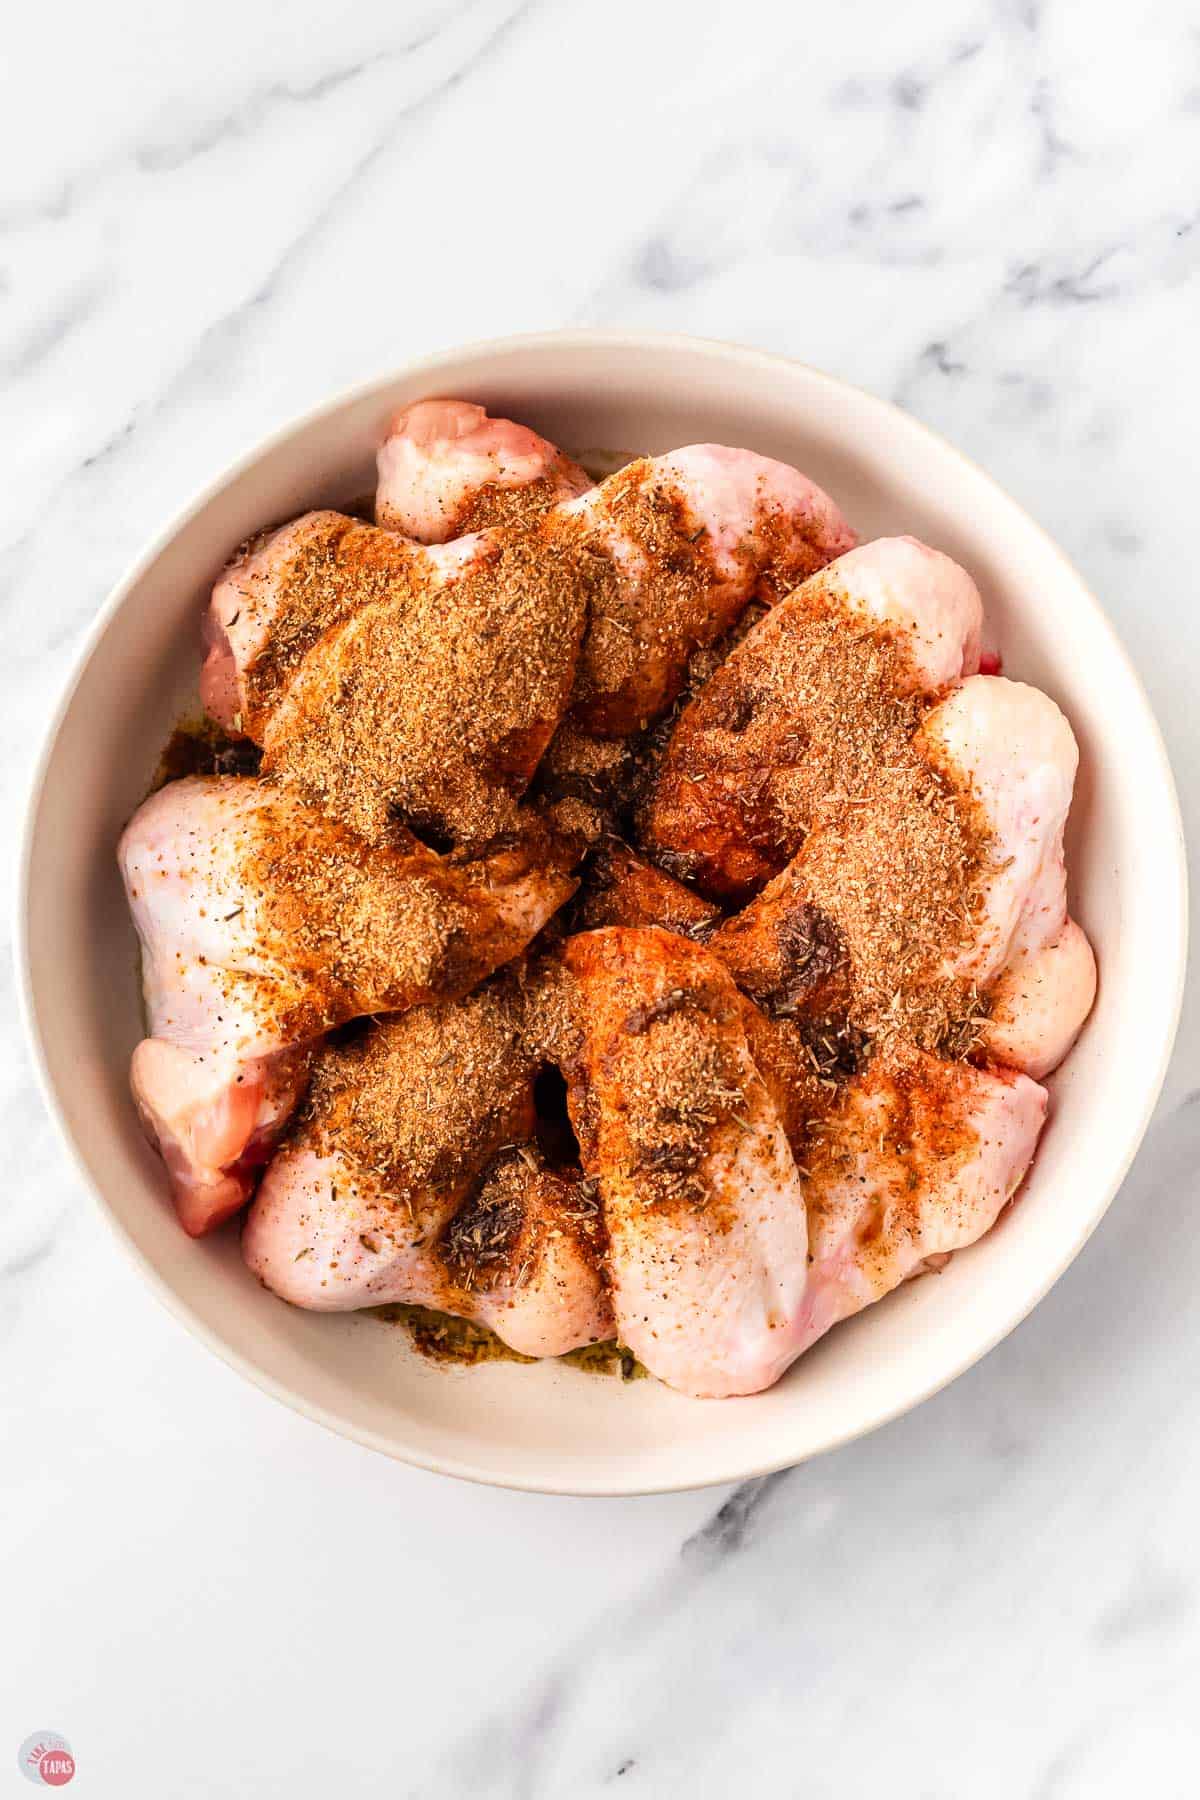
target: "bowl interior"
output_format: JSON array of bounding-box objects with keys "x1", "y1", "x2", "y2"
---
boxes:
[{"x1": 20, "y1": 335, "x2": 1186, "y2": 1493}]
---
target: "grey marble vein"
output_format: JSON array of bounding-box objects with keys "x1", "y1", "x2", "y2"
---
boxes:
[
  {"x1": 0, "y1": 278, "x2": 110, "y2": 384},
  {"x1": 0, "y1": 9, "x2": 457, "y2": 235}
]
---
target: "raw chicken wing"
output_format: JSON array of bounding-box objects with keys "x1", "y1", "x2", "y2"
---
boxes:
[
  {"x1": 203, "y1": 515, "x2": 584, "y2": 850},
  {"x1": 558, "y1": 446, "x2": 856, "y2": 737},
  {"x1": 641, "y1": 537, "x2": 983, "y2": 900},
  {"x1": 708, "y1": 673, "x2": 1094, "y2": 1077},
  {"x1": 917, "y1": 676, "x2": 1096, "y2": 1075},
  {"x1": 243, "y1": 990, "x2": 612, "y2": 1356},
  {"x1": 790, "y1": 1046, "x2": 1046, "y2": 1354},
  {"x1": 376, "y1": 399, "x2": 591, "y2": 540},
  {"x1": 560, "y1": 927, "x2": 811, "y2": 1398},
  {"x1": 120, "y1": 776, "x2": 573, "y2": 1234}
]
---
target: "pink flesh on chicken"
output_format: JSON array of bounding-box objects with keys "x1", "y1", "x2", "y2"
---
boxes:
[
  {"x1": 918, "y1": 676, "x2": 1097, "y2": 1074},
  {"x1": 130, "y1": 1039, "x2": 306, "y2": 1238},
  {"x1": 791, "y1": 1048, "x2": 1047, "y2": 1354},
  {"x1": 119, "y1": 777, "x2": 573, "y2": 1235},
  {"x1": 242, "y1": 994, "x2": 612, "y2": 1357},
  {"x1": 245, "y1": 1147, "x2": 611, "y2": 1356},
  {"x1": 375, "y1": 399, "x2": 591, "y2": 540},
  {"x1": 200, "y1": 512, "x2": 343, "y2": 732},
  {"x1": 560, "y1": 928, "x2": 812, "y2": 1399}
]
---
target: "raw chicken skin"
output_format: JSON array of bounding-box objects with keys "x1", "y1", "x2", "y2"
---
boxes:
[
  {"x1": 554, "y1": 918, "x2": 1044, "y2": 1368},
  {"x1": 705, "y1": 676, "x2": 1094, "y2": 1079},
  {"x1": 201, "y1": 449, "x2": 854, "y2": 790},
  {"x1": 918, "y1": 676, "x2": 1096, "y2": 1075},
  {"x1": 708, "y1": 871, "x2": 851, "y2": 1024},
  {"x1": 375, "y1": 399, "x2": 591, "y2": 540},
  {"x1": 246, "y1": 1147, "x2": 610, "y2": 1357},
  {"x1": 119, "y1": 777, "x2": 573, "y2": 1234},
  {"x1": 981, "y1": 919, "x2": 1097, "y2": 1080},
  {"x1": 560, "y1": 928, "x2": 811, "y2": 1398},
  {"x1": 790, "y1": 1047, "x2": 1046, "y2": 1354},
  {"x1": 199, "y1": 513, "x2": 475, "y2": 738},
  {"x1": 243, "y1": 993, "x2": 612, "y2": 1357},
  {"x1": 560, "y1": 851, "x2": 825, "y2": 1159},
  {"x1": 558, "y1": 445, "x2": 856, "y2": 736},
  {"x1": 201, "y1": 514, "x2": 575, "y2": 851},
  {"x1": 200, "y1": 511, "x2": 346, "y2": 734},
  {"x1": 641, "y1": 537, "x2": 983, "y2": 900},
  {"x1": 208, "y1": 393, "x2": 591, "y2": 733}
]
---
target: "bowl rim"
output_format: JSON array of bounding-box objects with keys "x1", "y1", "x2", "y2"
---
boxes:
[{"x1": 15, "y1": 327, "x2": 1190, "y2": 1496}]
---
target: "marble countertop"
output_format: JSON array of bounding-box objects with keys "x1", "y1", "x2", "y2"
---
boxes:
[{"x1": 4, "y1": 1, "x2": 1197, "y2": 1793}]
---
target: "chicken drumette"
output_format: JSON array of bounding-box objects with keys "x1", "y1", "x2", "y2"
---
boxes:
[
  {"x1": 557, "y1": 928, "x2": 812, "y2": 1397},
  {"x1": 557, "y1": 926, "x2": 1046, "y2": 1396},
  {"x1": 120, "y1": 777, "x2": 572, "y2": 1235},
  {"x1": 787, "y1": 1044, "x2": 1046, "y2": 1355},
  {"x1": 710, "y1": 675, "x2": 1095, "y2": 1080},
  {"x1": 243, "y1": 985, "x2": 612, "y2": 1357},
  {"x1": 641, "y1": 536, "x2": 983, "y2": 900},
  {"x1": 376, "y1": 399, "x2": 592, "y2": 539},
  {"x1": 199, "y1": 442, "x2": 853, "y2": 850}
]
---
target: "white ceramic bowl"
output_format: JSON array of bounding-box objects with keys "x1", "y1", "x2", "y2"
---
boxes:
[{"x1": 18, "y1": 331, "x2": 1187, "y2": 1495}]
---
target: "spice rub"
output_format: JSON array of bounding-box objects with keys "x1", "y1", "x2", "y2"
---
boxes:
[
  {"x1": 243, "y1": 985, "x2": 615, "y2": 1356},
  {"x1": 709, "y1": 740, "x2": 994, "y2": 1062},
  {"x1": 260, "y1": 526, "x2": 589, "y2": 851},
  {"x1": 558, "y1": 927, "x2": 812, "y2": 1397},
  {"x1": 640, "y1": 535, "x2": 983, "y2": 901},
  {"x1": 557, "y1": 445, "x2": 856, "y2": 738}
]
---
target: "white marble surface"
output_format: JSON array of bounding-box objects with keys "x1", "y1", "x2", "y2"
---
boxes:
[{"x1": 3, "y1": 1, "x2": 1198, "y2": 1793}]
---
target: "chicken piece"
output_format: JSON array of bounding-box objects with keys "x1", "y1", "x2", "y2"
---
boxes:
[
  {"x1": 202, "y1": 514, "x2": 585, "y2": 850},
  {"x1": 207, "y1": 404, "x2": 587, "y2": 737},
  {"x1": 549, "y1": 843, "x2": 821, "y2": 1154},
  {"x1": 534, "y1": 603, "x2": 776, "y2": 857},
  {"x1": 571, "y1": 840, "x2": 722, "y2": 938},
  {"x1": 641, "y1": 537, "x2": 983, "y2": 900},
  {"x1": 789, "y1": 1045, "x2": 1047, "y2": 1354},
  {"x1": 200, "y1": 512, "x2": 444, "y2": 739},
  {"x1": 129, "y1": 1041, "x2": 308, "y2": 1241},
  {"x1": 202, "y1": 443, "x2": 850, "y2": 845},
  {"x1": 710, "y1": 883, "x2": 850, "y2": 1022},
  {"x1": 243, "y1": 993, "x2": 612, "y2": 1357},
  {"x1": 711, "y1": 905, "x2": 864, "y2": 1159},
  {"x1": 559, "y1": 927, "x2": 811, "y2": 1398},
  {"x1": 248, "y1": 1148, "x2": 609, "y2": 1357},
  {"x1": 708, "y1": 673, "x2": 1095, "y2": 1077},
  {"x1": 916, "y1": 677, "x2": 1096, "y2": 1074},
  {"x1": 531, "y1": 723, "x2": 637, "y2": 853},
  {"x1": 375, "y1": 399, "x2": 592, "y2": 540},
  {"x1": 979, "y1": 918, "x2": 1097, "y2": 1080},
  {"x1": 258, "y1": 526, "x2": 587, "y2": 850},
  {"x1": 119, "y1": 776, "x2": 573, "y2": 1234},
  {"x1": 557, "y1": 445, "x2": 855, "y2": 738}
]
